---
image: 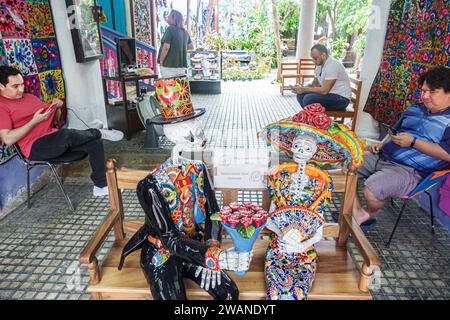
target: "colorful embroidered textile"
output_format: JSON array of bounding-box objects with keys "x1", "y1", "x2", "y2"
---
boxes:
[
  {"x1": 0, "y1": 1, "x2": 65, "y2": 165},
  {"x1": 133, "y1": 0, "x2": 153, "y2": 46},
  {"x1": 152, "y1": 159, "x2": 207, "y2": 237},
  {"x1": 0, "y1": 143, "x2": 15, "y2": 165},
  {"x1": 365, "y1": 0, "x2": 449, "y2": 125},
  {"x1": 265, "y1": 162, "x2": 331, "y2": 300}
]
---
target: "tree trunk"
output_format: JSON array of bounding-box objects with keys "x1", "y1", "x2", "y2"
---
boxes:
[
  {"x1": 206, "y1": 0, "x2": 214, "y2": 34},
  {"x1": 271, "y1": 0, "x2": 282, "y2": 81},
  {"x1": 214, "y1": 0, "x2": 219, "y2": 33}
]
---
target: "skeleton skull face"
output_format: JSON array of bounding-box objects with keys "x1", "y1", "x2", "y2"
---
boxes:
[
  {"x1": 163, "y1": 119, "x2": 207, "y2": 152},
  {"x1": 291, "y1": 134, "x2": 317, "y2": 163}
]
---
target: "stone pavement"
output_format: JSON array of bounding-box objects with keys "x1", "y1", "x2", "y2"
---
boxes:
[{"x1": 0, "y1": 80, "x2": 449, "y2": 300}]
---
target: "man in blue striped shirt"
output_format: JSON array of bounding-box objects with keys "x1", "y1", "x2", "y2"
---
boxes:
[{"x1": 353, "y1": 66, "x2": 450, "y2": 229}]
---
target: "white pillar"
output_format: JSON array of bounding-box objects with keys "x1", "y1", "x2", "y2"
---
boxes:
[
  {"x1": 296, "y1": 0, "x2": 317, "y2": 60},
  {"x1": 50, "y1": 0, "x2": 107, "y2": 129},
  {"x1": 355, "y1": 0, "x2": 391, "y2": 140}
]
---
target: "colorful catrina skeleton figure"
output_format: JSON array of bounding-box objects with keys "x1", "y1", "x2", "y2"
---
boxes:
[
  {"x1": 118, "y1": 117, "x2": 253, "y2": 300},
  {"x1": 264, "y1": 134, "x2": 331, "y2": 300},
  {"x1": 260, "y1": 103, "x2": 364, "y2": 300}
]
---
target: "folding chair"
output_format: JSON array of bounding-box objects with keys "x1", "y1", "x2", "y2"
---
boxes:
[
  {"x1": 13, "y1": 144, "x2": 88, "y2": 211},
  {"x1": 386, "y1": 169, "x2": 450, "y2": 247}
]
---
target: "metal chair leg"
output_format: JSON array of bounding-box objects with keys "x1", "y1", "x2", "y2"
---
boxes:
[
  {"x1": 27, "y1": 165, "x2": 31, "y2": 209},
  {"x1": 49, "y1": 164, "x2": 75, "y2": 211},
  {"x1": 425, "y1": 190, "x2": 435, "y2": 234},
  {"x1": 386, "y1": 199, "x2": 408, "y2": 247}
]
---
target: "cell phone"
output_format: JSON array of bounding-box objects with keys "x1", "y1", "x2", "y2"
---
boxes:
[
  {"x1": 45, "y1": 103, "x2": 58, "y2": 113},
  {"x1": 381, "y1": 123, "x2": 398, "y2": 136}
]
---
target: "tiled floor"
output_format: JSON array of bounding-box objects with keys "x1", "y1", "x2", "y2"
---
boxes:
[{"x1": 0, "y1": 80, "x2": 449, "y2": 300}]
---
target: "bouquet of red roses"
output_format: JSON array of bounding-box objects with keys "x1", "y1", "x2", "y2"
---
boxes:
[
  {"x1": 213, "y1": 202, "x2": 268, "y2": 275},
  {"x1": 220, "y1": 202, "x2": 268, "y2": 238},
  {"x1": 292, "y1": 103, "x2": 332, "y2": 130}
]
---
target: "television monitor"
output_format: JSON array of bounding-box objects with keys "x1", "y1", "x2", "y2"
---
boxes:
[{"x1": 117, "y1": 38, "x2": 137, "y2": 75}]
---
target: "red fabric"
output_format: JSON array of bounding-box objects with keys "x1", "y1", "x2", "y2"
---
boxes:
[{"x1": 0, "y1": 93, "x2": 57, "y2": 157}]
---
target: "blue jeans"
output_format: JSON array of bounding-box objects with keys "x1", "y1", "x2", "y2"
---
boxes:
[{"x1": 296, "y1": 93, "x2": 350, "y2": 111}]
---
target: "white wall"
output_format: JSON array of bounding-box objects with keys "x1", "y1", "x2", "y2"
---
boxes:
[
  {"x1": 355, "y1": 0, "x2": 391, "y2": 139},
  {"x1": 50, "y1": 0, "x2": 107, "y2": 129}
]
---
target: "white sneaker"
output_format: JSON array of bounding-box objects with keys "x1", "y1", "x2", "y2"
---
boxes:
[
  {"x1": 99, "y1": 129, "x2": 124, "y2": 141},
  {"x1": 93, "y1": 186, "x2": 109, "y2": 197}
]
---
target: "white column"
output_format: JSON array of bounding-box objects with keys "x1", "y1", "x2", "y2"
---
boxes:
[
  {"x1": 296, "y1": 0, "x2": 317, "y2": 60},
  {"x1": 355, "y1": 0, "x2": 391, "y2": 140},
  {"x1": 50, "y1": 0, "x2": 107, "y2": 129}
]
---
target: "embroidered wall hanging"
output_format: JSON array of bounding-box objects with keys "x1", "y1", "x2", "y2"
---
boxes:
[
  {"x1": 0, "y1": 0, "x2": 65, "y2": 165},
  {"x1": 364, "y1": 0, "x2": 449, "y2": 125},
  {"x1": 132, "y1": 0, "x2": 154, "y2": 47}
]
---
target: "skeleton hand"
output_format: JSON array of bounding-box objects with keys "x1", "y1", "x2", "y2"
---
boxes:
[
  {"x1": 279, "y1": 228, "x2": 306, "y2": 253},
  {"x1": 218, "y1": 247, "x2": 253, "y2": 272},
  {"x1": 279, "y1": 226, "x2": 323, "y2": 253},
  {"x1": 195, "y1": 266, "x2": 221, "y2": 291}
]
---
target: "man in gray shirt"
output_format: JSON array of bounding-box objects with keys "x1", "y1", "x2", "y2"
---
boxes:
[{"x1": 293, "y1": 44, "x2": 351, "y2": 111}]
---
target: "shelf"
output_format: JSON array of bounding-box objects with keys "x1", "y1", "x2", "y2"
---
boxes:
[{"x1": 103, "y1": 74, "x2": 158, "y2": 81}]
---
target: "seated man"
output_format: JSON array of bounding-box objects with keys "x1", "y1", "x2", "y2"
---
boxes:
[
  {"x1": 293, "y1": 44, "x2": 351, "y2": 111},
  {"x1": 353, "y1": 66, "x2": 450, "y2": 228},
  {"x1": 0, "y1": 65, "x2": 122, "y2": 197}
]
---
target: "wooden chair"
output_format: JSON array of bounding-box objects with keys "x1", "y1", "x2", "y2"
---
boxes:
[
  {"x1": 280, "y1": 58, "x2": 315, "y2": 95},
  {"x1": 325, "y1": 77, "x2": 362, "y2": 131},
  {"x1": 79, "y1": 159, "x2": 382, "y2": 300}
]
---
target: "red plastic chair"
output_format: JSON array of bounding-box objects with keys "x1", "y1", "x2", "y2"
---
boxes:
[{"x1": 386, "y1": 169, "x2": 450, "y2": 247}]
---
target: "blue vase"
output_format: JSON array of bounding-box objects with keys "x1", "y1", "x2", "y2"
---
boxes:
[{"x1": 222, "y1": 223, "x2": 266, "y2": 276}]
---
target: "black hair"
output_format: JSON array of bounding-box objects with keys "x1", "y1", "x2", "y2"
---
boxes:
[
  {"x1": 0, "y1": 65, "x2": 22, "y2": 86},
  {"x1": 418, "y1": 65, "x2": 450, "y2": 93},
  {"x1": 311, "y1": 44, "x2": 329, "y2": 56}
]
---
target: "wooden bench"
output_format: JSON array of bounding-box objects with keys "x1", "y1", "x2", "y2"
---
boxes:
[
  {"x1": 80, "y1": 160, "x2": 382, "y2": 300},
  {"x1": 325, "y1": 77, "x2": 362, "y2": 131}
]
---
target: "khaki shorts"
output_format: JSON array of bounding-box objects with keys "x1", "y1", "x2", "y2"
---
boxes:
[{"x1": 357, "y1": 152, "x2": 422, "y2": 201}]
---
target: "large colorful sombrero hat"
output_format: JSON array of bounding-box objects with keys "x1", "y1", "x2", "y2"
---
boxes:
[
  {"x1": 258, "y1": 103, "x2": 364, "y2": 169},
  {"x1": 150, "y1": 76, "x2": 205, "y2": 125}
]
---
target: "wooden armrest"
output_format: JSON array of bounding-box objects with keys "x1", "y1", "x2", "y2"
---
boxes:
[
  {"x1": 79, "y1": 208, "x2": 121, "y2": 265},
  {"x1": 342, "y1": 214, "x2": 381, "y2": 268}
]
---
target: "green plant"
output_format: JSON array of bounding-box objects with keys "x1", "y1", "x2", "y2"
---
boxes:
[
  {"x1": 331, "y1": 37, "x2": 346, "y2": 60},
  {"x1": 277, "y1": 0, "x2": 300, "y2": 39},
  {"x1": 204, "y1": 1, "x2": 276, "y2": 81}
]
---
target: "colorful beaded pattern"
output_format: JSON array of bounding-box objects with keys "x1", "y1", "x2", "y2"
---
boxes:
[
  {"x1": 259, "y1": 119, "x2": 364, "y2": 169},
  {"x1": 152, "y1": 159, "x2": 207, "y2": 237},
  {"x1": 204, "y1": 246, "x2": 222, "y2": 272}
]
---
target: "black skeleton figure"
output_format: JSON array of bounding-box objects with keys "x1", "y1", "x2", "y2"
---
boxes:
[{"x1": 118, "y1": 119, "x2": 251, "y2": 300}]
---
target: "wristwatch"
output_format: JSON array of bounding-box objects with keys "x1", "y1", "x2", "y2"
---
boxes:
[{"x1": 410, "y1": 137, "x2": 417, "y2": 148}]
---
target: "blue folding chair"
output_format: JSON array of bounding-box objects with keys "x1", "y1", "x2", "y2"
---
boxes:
[{"x1": 386, "y1": 169, "x2": 450, "y2": 247}]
